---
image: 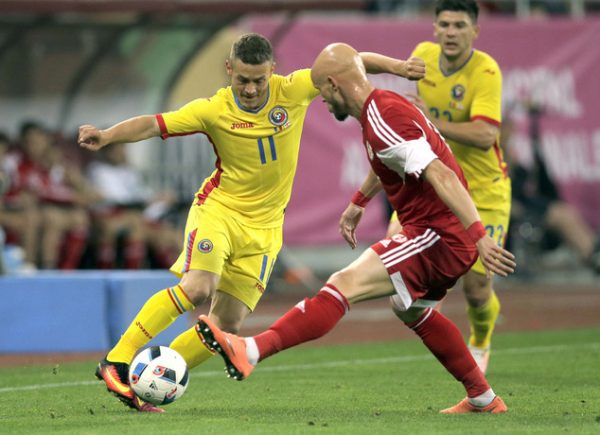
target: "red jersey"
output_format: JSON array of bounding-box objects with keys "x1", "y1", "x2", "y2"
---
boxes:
[
  {"x1": 360, "y1": 89, "x2": 470, "y2": 243},
  {"x1": 3, "y1": 151, "x2": 75, "y2": 206}
]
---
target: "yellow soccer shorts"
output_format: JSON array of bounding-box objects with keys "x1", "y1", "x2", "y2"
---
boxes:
[
  {"x1": 470, "y1": 179, "x2": 512, "y2": 276},
  {"x1": 170, "y1": 202, "x2": 282, "y2": 311}
]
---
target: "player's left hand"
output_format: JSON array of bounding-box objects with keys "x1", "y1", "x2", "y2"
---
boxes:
[
  {"x1": 339, "y1": 203, "x2": 364, "y2": 249},
  {"x1": 476, "y1": 236, "x2": 516, "y2": 278},
  {"x1": 399, "y1": 57, "x2": 425, "y2": 81}
]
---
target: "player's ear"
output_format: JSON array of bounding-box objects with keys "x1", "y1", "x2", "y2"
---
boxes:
[
  {"x1": 328, "y1": 76, "x2": 338, "y2": 92},
  {"x1": 473, "y1": 24, "x2": 481, "y2": 40},
  {"x1": 225, "y1": 59, "x2": 233, "y2": 76}
]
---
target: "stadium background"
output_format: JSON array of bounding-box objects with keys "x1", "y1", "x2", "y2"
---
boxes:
[{"x1": 1, "y1": 0, "x2": 599, "y2": 360}]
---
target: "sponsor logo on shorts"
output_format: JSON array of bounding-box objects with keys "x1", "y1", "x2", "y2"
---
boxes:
[
  {"x1": 197, "y1": 239, "x2": 213, "y2": 253},
  {"x1": 392, "y1": 234, "x2": 408, "y2": 244},
  {"x1": 268, "y1": 106, "x2": 288, "y2": 126},
  {"x1": 255, "y1": 282, "x2": 265, "y2": 293}
]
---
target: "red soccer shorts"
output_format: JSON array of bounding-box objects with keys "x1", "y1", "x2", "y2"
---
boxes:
[{"x1": 371, "y1": 226, "x2": 477, "y2": 311}]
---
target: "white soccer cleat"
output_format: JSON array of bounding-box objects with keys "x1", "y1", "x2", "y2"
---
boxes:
[{"x1": 468, "y1": 345, "x2": 490, "y2": 374}]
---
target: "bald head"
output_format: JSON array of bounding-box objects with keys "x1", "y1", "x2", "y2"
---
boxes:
[
  {"x1": 311, "y1": 43, "x2": 373, "y2": 121},
  {"x1": 311, "y1": 43, "x2": 366, "y2": 88}
]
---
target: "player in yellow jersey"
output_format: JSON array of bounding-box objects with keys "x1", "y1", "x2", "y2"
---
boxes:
[
  {"x1": 387, "y1": 0, "x2": 510, "y2": 374},
  {"x1": 79, "y1": 33, "x2": 425, "y2": 412}
]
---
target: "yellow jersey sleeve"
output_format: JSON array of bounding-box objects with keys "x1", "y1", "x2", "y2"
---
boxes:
[
  {"x1": 157, "y1": 96, "x2": 220, "y2": 138},
  {"x1": 280, "y1": 69, "x2": 320, "y2": 105},
  {"x1": 470, "y1": 57, "x2": 502, "y2": 126}
]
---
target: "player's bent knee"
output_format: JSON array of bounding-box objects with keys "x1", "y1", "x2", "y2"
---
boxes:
[
  {"x1": 390, "y1": 295, "x2": 426, "y2": 324},
  {"x1": 177, "y1": 281, "x2": 212, "y2": 306}
]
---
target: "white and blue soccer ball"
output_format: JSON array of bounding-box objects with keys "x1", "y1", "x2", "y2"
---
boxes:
[{"x1": 128, "y1": 346, "x2": 189, "y2": 405}]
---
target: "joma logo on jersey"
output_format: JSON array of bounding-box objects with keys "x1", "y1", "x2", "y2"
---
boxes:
[{"x1": 231, "y1": 122, "x2": 254, "y2": 129}]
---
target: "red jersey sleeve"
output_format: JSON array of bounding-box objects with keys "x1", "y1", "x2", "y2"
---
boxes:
[{"x1": 365, "y1": 98, "x2": 437, "y2": 179}]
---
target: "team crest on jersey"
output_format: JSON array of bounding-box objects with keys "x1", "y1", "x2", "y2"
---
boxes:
[
  {"x1": 451, "y1": 84, "x2": 465, "y2": 101},
  {"x1": 197, "y1": 239, "x2": 213, "y2": 253},
  {"x1": 268, "y1": 106, "x2": 289, "y2": 127}
]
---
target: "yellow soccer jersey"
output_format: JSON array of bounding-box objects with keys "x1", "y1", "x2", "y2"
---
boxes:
[
  {"x1": 412, "y1": 42, "x2": 509, "y2": 202},
  {"x1": 157, "y1": 69, "x2": 319, "y2": 228}
]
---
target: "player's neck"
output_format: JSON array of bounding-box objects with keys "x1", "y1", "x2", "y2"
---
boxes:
[
  {"x1": 440, "y1": 49, "x2": 473, "y2": 75},
  {"x1": 350, "y1": 83, "x2": 375, "y2": 119}
]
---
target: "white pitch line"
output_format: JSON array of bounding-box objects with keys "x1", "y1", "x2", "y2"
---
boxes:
[{"x1": 1, "y1": 341, "x2": 599, "y2": 393}]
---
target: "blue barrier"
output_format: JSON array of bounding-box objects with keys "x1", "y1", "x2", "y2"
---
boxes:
[
  {"x1": 105, "y1": 272, "x2": 192, "y2": 348},
  {"x1": 0, "y1": 271, "x2": 193, "y2": 353}
]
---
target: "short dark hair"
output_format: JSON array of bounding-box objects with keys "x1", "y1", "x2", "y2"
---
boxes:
[
  {"x1": 230, "y1": 33, "x2": 273, "y2": 65},
  {"x1": 435, "y1": 0, "x2": 479, "y2": 23},
  {"x1": 19, "y1": 120, "x2": 46, "y2": 139}
]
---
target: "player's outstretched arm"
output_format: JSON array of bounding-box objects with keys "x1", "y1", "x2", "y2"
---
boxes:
[
  {"x1": 360, "y1": 53, "x2": 425, "y2": 81},
  {"x1": 422, "y1": 159, "x2": 516, "y2": 277},
  {"x1": 339, "y1": 169, "x2": 382, "y2": 249},
  {"x1": 78, "y1": 115, "x2": 161, "y2": 152}
]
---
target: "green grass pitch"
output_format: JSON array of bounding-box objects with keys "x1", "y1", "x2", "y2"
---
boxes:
[{"x1": 1, "y1": 327, "x2": 599, "y2": 434}]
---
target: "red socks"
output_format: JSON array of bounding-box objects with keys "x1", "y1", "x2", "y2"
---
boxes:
[
  {"x1": 252, "y1": 285, "x2": 488, "y2": 400},
  {"x1": 59, "y1": 230, "x2": 88, "y2": 270},
  {"x1": 254, "y1": 284, "x2": 349, "y2": 361},
  {"x1": 124, "y1": 240, "x2": 146, "y2": 269},
  {"x1": 407, "y1": 308, "x2": 490, "y2": 398}
]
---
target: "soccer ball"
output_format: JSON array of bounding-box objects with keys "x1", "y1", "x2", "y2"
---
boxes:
[{"x1": 128, "y1": 346, "x2": 189, "y2": 405}]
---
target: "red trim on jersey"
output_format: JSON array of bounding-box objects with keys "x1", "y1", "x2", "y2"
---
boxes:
[
  {"x1": 155, "y1": 113, "x2": 204, "y2": 139},
  {"x1": 196, "y1": 133, "x2": 222, "y2": 205},
  {"x1": 471, "y1": 115, "x2": 508, "y2": 178},
  {"x1": 182, "y1": 228, "x2": 198, "y2": 273},
  {"x1": 493, "y1": 142, "x2": 509, "y2": 178},
  {"x1": 470, "y1": 115, "x2": 500, "y2": 128},
  {"x1": 156, "y1": 114, "x2": 168, "y2": 139}
]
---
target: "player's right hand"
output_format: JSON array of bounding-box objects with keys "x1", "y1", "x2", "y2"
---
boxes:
[
  {"x1": 476, "y1": 236, "x2": 516, "y2": 278},
  {"x1": 339, "y1": 203, "x2": 364, "y2": 249},
  {"x1": 78, "y1": 125, "x2": 106, "y2": 151},
  {"x1": 400, "y1": 57, "x2": 425, "y2": 81}
]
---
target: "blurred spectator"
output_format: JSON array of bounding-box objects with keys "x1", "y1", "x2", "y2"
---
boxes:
[
  {"x1": 4, "y1": 121, "x2": 95, "y2": 269},
  {"x1": 507, "y1": 104, "x2": 600, "y2": 274},
  {"x1": 86, "y1": 142, "x2": 181, "y2": 269},
  {"x1": 0, "y1": 129, "x2": 41, "y2": 267}
]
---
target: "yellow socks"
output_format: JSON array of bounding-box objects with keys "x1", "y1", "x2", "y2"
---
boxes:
[
  {"x1": 170, "y1": 326, "x2": 215, "y2": 369},
  {"x1": 107, "y1": 285, "x2": 194, "y2": 364},
  {"x1": 467, "y1": 291, "x2": 500, "y2": 349}
]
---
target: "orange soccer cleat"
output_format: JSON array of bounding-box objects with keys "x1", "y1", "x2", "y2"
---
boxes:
[
  {"x1": 440, "y1": 395, "x2": 507, "y2": 414},
  {"x1": 196, "y1": 315, "x2": 255, "y2": 380},
  {"x1": 95, "y1": 358, "x2": 164, "y2": 413}
]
